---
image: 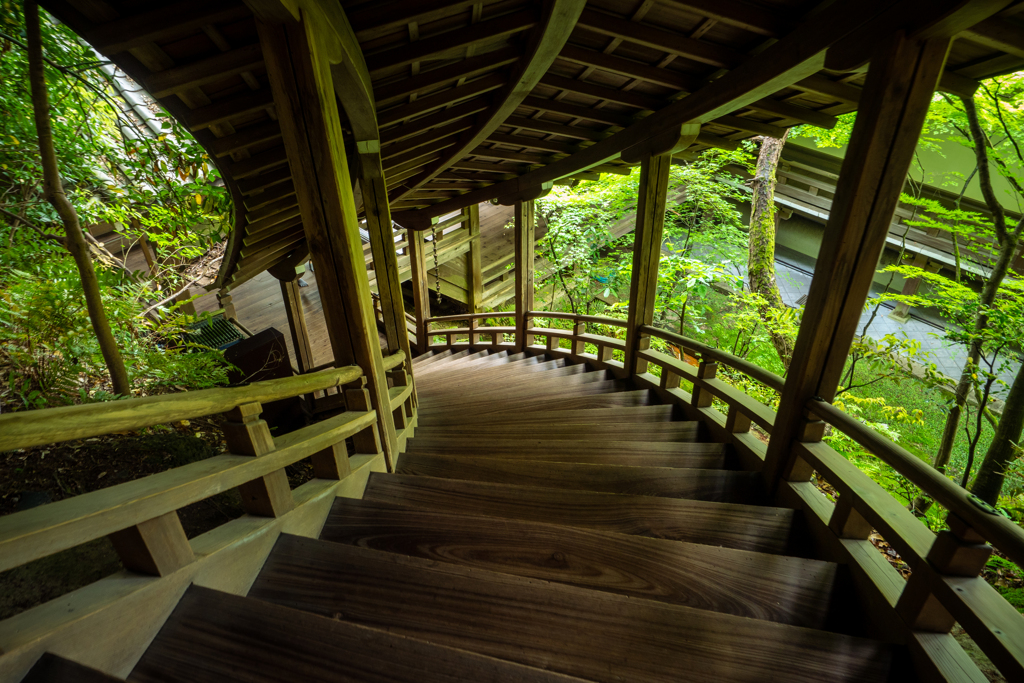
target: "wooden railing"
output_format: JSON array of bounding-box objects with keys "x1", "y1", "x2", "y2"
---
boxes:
[
  {"x1": 417, "y1": 308, "x2": 1024, "y2": 680},
  {"x1": 0, "y1": 362, "x2": 411, "y2": 677}
]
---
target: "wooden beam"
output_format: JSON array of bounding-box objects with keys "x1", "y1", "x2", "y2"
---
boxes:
[
  {"x1": 364, "y1": 9, "x2": 537, "y2": 74},
  {"x1": 361, "y1": 150, "x2": 413, "y2": 362},
  {"x1": 514, "y1": 201, "x2": 536, "y2": 351},
  {"x1": 259, "y1": 18, "x2": 398, "y2": 469},
  {"x1": 382, "y1": 121, "x2": 474, "y2": 161},
  {"x1": 712, "y1": 114, "x2": 788, "y2": 138},
  {"x1": 390, "y1": 0, "x2": 588, "y2": 205},
  {"x1": 143, "y1": 43, "x2": 264, "y2": 99},
  {"x1": 661, "y1": 0, "x2": 792, "y2": 38},
  {"x1": 181, "y1": 89, "x2": 274, "y2": 131},
  {"x1": 960, "y1": 17, "x2": 1024, "y2": 59},
  {"x1": 380, "y1": 100, "x2": 489, "y2": 145},
  {"x1": 467, "y1": 203, "x2": 483, "y2": 313},
  {"x1": 622, "y1": 123, "x2": 701, "y2": 164},
  {"x1": 624, "y1": 154, "x2": 672, "y2": 375},
  {"x1": 576, "y1": 8, "x2": 742, "y2": 69},
  {"x1": 378, "y1": 74, "x2": 505, "y2": 127},
  {"x1": 747, "y1": 98, "x2": 837, "y2": 129},
  {"x1": 383, "y1": 135, "x2": 461, "y2": 172},
  {"x1": 472, "y1": 146, "x2": 550, "y2": 165},
  {"x1": 207, "y1": 121, "x2": 283, "y2": 158},
  {"x1": 519, "y1": 95, "x2": 635, "y2": 127},
  {"x1": 373, "y1": 46, "x2": 519, "y2": 104},
  {"x1": 794, "y1": 74, "x2": 863, "y2": 105},
  {"x1": 538, "y1": 73, "x2": 663, "y2": 111},
  {"x1": 762, "y1": 33, "x2": 952, "y2": 489},
  {"x1": 557, "y1": 44, "x2": 700, "y2": 92},
  {"x1": 486, "y1": 132, "x2": 579, "y2": 155},
  {"x1": 407, "y1": 228, "x2": 432, "y2": 352},
  {"x1": 502, "y1": 116, "x2": 605, "y2": 141},
  {"x1": 350, "y1": 0, "x2": 505, "y2": 41},
  {"x1": 393, "y1": 0, "x2": 898, "y2": 228},
  {"x1": 86, "y1": 0, "x2": 249, "y2": 54}
]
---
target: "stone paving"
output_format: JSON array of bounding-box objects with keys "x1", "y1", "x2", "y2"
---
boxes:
[{"x1": 773, "y1": 259, "x2": 1020, "y2": 397}]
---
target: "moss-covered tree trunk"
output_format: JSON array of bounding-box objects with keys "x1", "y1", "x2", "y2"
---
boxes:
[
  {"x1": 748, "y1": 131, "x2": 793, "y2": 368},
  {"x1": 25, "y1": 0, "x2": 131, "y2": 396},
  {"x1": 970, "y1": 360, "x2": 1024, "y2": 505}
]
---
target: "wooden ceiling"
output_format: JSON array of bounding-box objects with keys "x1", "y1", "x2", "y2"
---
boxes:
[{"x1": 40, "y1": 0, "x2": 1024, "y2": 291}]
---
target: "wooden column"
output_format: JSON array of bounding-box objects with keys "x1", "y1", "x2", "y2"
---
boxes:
[
  {"x1": 277, "y1": 271, "x2": 314, "y2": 373},
  {"x1": 624, "y1": 153, "x2": 672, "y2": 376},
  {"x1": 259, "y1": 18, "x2": 398, "y2": 470},
  {"x1": 514, "y1": 200, "x2": 535, "y2": 351},
  {"x1": 762, "y1": 32, "x2": 951, "y2": 488},
  {"x1": 360, "y1": 148, "x2": 413, "y2": 363},
  {"x1": 408, "y1": 227, "x2": 431, "y2": 352},
  {"x1": 467, "y1": 203, "x2": 483, "y2": 313}
]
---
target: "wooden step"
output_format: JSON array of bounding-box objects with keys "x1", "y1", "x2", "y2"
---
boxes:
[
  {"x1": 417, "y1": 389, "x2": 661, "y2": 424},
  {"x1": 250, "y1": 535, "x2": 893, "y2": 683},
  {"x1": 418, "y1": 379, "x2": 631, "y2": 414},
  {"x1": 418, "y1": 404, "x2": 678, "y2": 428},
  {"x1": 414, "y1": 348, "x2": 498, "y2": 377},
  {"x1": 411, "y1": 349, "x2": 455, "y2": 368},
  {"x1": 364, "y1": 473, "x2": 795, "y2": 553},
  {"x1": 418, "y1": 364, "x2": 600, "y2": 405},
  {"x1": 396, "y1": 454, "x2": 763, "y2": 502},
  {"x1": 417, "y1": 354, "x2": 570, "y2": 387},
  {"x1": 411, "y1": 420, "x2": 701, "y2": 442},
  {"x1": 404, "y1": 437, "x2": 719, "y2": 459},
  {"x1": 22, "y1": 654, "x2": 123, "y2": 683},
  {"x1": 321, "y1": 498, "x2": 836, "y2": 628},
  {"x1": 130, "y1": 585, "x2": 585, "y2": 683},
  {"x1": 415, "y1": 350, "x2": 523, "y2": 381}
]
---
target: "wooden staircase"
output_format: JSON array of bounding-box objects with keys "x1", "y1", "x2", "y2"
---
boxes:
[{"x1": 26, "y1": 350, "x2": 903, "y2": 683}]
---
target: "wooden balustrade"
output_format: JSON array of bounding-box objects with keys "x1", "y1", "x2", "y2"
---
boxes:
[{"x1": 419, "y1": 308, "x2": 1024, "y2": 677}]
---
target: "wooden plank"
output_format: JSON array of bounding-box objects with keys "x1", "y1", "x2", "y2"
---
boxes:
[
  {"x1": 514, "y1": 200, "x2": 535, "y2": 351},
  {"x1": 259, "y1": 19, "x2": 398, "y2": 467},
  {"x1": 557, "y1": 44, "x2": 698, "y2": 91},
  {"x1": 85, "y1": 0, "x2": 249, "y2": 54},
  {"x1": 624, "y1": 154, "x2": 671, "y2": 375},
  {"x1": 378, "y1": 74, "x2": 506, "y2": 127},
  {"x1": 143, "y1": 43, "x2": 264, "y2": 99},
  {"x1": 396, "y1": 454, "x2": 764, "y2": 503},
  {"x1": 21, "y1": 653, "x2": 124, "y2": 682},
  {"x1": 181, "y1": 89, "x2": 274, "y2": 131},
  {"x1": 322, "y1": 498, "x2": 835, "y2": 627},
  {"x1": 132, "y1": 585, "x2": 586, "y2": 683},
  {"x1": 374, "y1": 46, "x2": 520, "y2": 103},
  {"x1": 252, "y1": 534, "x2": 893, "y2": 683},
  {"x1": 762, "y1": 32, "x2": 952, "y2": 487},
  {"x1": 411, "y1": 421, "x2": 699, "y2": 442}
]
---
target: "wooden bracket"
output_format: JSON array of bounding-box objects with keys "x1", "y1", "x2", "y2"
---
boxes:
[
  {"x1": 621, "y1": 123, "x2": 701, "y2": 164},
  {"x1": 109, "y1": 511, "x2": 194, "y2": 577},
  {"x1": 497, "y1": 180, "x2": 554, "y2": 206},
  {"x1": 828, "y1": 495, "x2": 873, "y2": 539}
]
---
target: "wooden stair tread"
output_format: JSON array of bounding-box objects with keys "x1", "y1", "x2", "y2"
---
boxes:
[
  {"x1": 415, "y1": 351, "x2": 543, "y2": 379},
  {"x1": 414, "y1": 349, "x2": 504, "y2": 377},
  {"x1": 130, "y1": 585, "x2": 585, "y2": 683},
  {"x1": 250, "y1": 534, "x2": 893, "y2": 683},
  {"x1": 398, "y1": 447, "x2": 728, "y2": 468},
  {"x1": 321, "y1": 497, "x2": 836, "y2": 628},
  {"x1": 417, "y1": 355, "x2": 570, "y2": 383},
  {"x1": 418, "y1": 369, "x2": 612, "y2": 407},
  {"x1": 418, "y1": 404, "x2": 678, "y2": 427},
  {"x1": 416, "y1": 390, "x2": 661, "y2": 423},
  {"x1": 397, "y1": 454, "x2": 761, "y2": 502},
  {"x1": 404, "y1": 437, "x2": 718, "y2": 456},
  {"x1": 364, "y1": 473, "x2": 794, "y2": 553},
  {"x1": 411, "y1": 420, "x2": 701, "y2": 442},
  {"x1": 22, "y1": 654, "x2": 124, "y2": 683}
]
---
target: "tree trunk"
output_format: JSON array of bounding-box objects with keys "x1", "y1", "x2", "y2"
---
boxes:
[
  {"x1": 970, "y1": 359, "x2": 1024, "y2": 505},
  {"x1": 930, "y1": 96, "x2": 1023, "y2": 479},
  {"x1": 25, "y1": 0, "x2": 131, "y2": 396},
  {"x1": 747, "y1": 131, "x2": 794, "y2": 368}
]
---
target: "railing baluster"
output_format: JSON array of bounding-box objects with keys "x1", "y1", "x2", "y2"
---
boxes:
[
  {"x1": 691, "y1": 360, "x2": 717, "y2": 408},
  {"x1": 572, "y1": 320, "x2": 586, "y2": 357},
  {"x1": 223, "y1": 401, "x2": 295, "y2": 517},
  {"x1": 108, "y1": 511, "x2": 194, "y2": 577},
  {"x1": 725, "y1": 404, "x2": 751, "y2": 433}
]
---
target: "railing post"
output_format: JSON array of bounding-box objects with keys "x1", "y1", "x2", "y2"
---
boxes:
[
  {"x1": 469, "y1": 317, "x2": 480, "y2": 346},
  {"x1": 691, "y1": 360, "x2": 717, "y2": 409},
  {"x1": 762, "y1": 32, "x2": 951, "y2": 491},
  {"x1": 408, "y1": 228, "x2": 432, "y2": 353},
  {"x1": 108, "y1": 511, "x2": 193, "y2": 577},
  {"x1": 273, "y1": 265, "x2": 315, "y2": 374},
  {"x1": 514, "y1": 201, "x2": 535, "y2": 351},
  {"x1": 222, "y1": 401, "x2": 295, "y2": 517},
  {"x1": 467, "y1": 203, "x2": 483, "y2": 313},
  {"x1": 259, "y1": 18, "x2": 399, "y2": 468},
  {"x1": 624, "y1": 154, "x2": 672, "y2": 376},
  {"x1": 388, "y1": 367, "x2": 411, "y2": 430},
  {"x1": 572, "y1": 319, "x2": 586, "y2": 357},
  {"x1": 360, "y1": 148, "x2": 414, "y2": 364},
  {"x1": 218, "y1": 291, "x2": 237, "y2": 320}
]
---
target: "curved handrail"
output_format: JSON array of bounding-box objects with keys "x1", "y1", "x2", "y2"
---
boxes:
[
  {"x1": 641, "y1": 324, "x2": 785, "y2": 393},
  {"x1": 0, "y1": 365, "x2": 364, "y2": 451},
  {"x1": 811, "y1": 398, "x2": 1024, "y2": 567},
  {"x1": 529, "y1": 310, "x2": 627, "y2": 328},
  {"x1": 425, "y1": 312, "x2": 511, "y2": 324}
]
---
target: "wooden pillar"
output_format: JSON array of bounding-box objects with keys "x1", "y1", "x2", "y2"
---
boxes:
[
  {"x1": 277, "y1": 271, "x2": 314, "y2": 373},
  {"x1": 408, "y1": 228, "x2": 432, "y2": 352},
  {"x1": 360, "y1": 149, "x2": 413, "y2": 363},
  {"x1": 763, "y1": 32, "x2": 951, "y2": 488},
  {"x1": 890, "y1": 256, "x2": 941, "y2": 321},
  {"x1": 259, "y1": 18, "x2": 398, "y2": 470},
  {"x1": 514, "y1": 200, "x2": 535, "y2": 351},
  {"x1": 624, "y1": 153, "x2": 672, "y2": 376},
  {"x1": 467, "y1": 203, "x2": 483, "y2": 313}
]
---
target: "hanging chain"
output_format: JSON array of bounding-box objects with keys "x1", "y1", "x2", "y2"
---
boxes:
[{"x1": 431, "y1": 223, "x2": 441, "y2": 305}]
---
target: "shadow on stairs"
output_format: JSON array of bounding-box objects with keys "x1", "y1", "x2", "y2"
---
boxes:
[{"x1": 27, "y1": 349, "x2": 908, "y2": 683}]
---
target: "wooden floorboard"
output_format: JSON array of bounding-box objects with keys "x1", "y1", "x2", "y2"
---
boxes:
[
  {"x1": 129, "y1": 586, "x2": 584, "y2": 683},
  {"x1": 363, "y1": 473, "x2": 795, "y2": 552},
  {"x1": 396, "y1": 455, "x2": 760, "y2": 502},
  {"x1": 321, "y1": 498, "x2": 836, "y2": 628},
  {"x1": 250, "y1": 534, "x2": 893, "y2": 683}
]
